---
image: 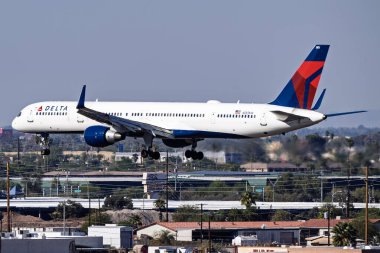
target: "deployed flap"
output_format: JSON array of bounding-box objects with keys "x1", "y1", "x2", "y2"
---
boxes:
[
  {"x1": 271, "y1": 110, "x2": 310, "y2": 123},
  {"x1": 76, "y1": 85, "x2": 174, "y2": 138}
]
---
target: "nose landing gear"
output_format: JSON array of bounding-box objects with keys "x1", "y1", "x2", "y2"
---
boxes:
[{"x1": 36, "y1": 133, "x2": 51, "y2": 156}]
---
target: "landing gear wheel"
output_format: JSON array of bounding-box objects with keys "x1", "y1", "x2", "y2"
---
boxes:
[
  {"x1": 41, "y1": 148, "x2": 50, "y2": 156},
  {"x1": 36, "y1": 133, "x2": 51, "y2": 156},
  {"x1": 141, "y1": 149, "x2": 149, "y2": 158},
  {"x1": 185, "y1": 150, "x2": 204, "y2": 160},
  {"x1": 191, "y1": 150, "x2": 198, "y2": 160},
  {"x1": 152, "y1": 151, "x2": 160, "y2": 160}
]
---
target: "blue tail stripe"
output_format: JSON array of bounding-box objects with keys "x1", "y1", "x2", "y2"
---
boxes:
[
  {"x1": 303, "y1": 67, "x2": 324, "y2": 109},
  {"x1": 312, "y1": 89, "x2": 326, "y2": 110},
  {"x1": 270, "y1": 80, "x2": 300, "y2": 108},
  {"x1": 305, "y1": 45, "x2": 329, "y2": 61}
]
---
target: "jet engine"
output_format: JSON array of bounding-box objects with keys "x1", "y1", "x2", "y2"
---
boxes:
[{"x1": 84, "y1": 126, "x2": 124, "y2": 147}]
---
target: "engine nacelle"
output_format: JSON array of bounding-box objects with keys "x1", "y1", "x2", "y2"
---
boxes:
[
  {"x1": 162, "y1": 139, "x2": 192, "y2": 148},
  {"x1": 84, "y1": 126, "x2": 123, "y2": 147}
]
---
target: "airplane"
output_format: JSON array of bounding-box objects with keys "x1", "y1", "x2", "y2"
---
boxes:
[{"x1": 12, "y1": 45, "x2": 365, "y2": 159}]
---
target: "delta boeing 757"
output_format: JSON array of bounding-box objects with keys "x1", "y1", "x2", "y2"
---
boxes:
[{"x1": 12, "y1": 45, "x2": 365, "y2": 159}]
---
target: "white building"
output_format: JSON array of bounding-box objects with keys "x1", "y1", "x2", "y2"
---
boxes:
[{"x1": 88, "y1": 224, "x2": 133, "y2": 249}]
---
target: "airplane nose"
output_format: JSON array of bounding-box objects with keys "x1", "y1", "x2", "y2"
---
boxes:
[{"x1": 11, "y1": 118, "x2": 19, "y2": 130}]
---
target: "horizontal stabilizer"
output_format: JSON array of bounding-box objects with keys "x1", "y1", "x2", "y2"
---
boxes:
[{"x1": 325, "y1": 110, "x2": 367, "y2": 118}]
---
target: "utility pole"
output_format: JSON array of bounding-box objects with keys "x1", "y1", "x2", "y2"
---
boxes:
[
  {"x1": 365, "y1": 163, "x2": 369, "y2": 245},
  {"x1": 324, "y1": 206, "x2": 331, "y2": 246},
  {"x1": 166, "y1": 150, "x2": 169, "y2": 222},
  {"x1": 17, "y1": 137, "x2": 20, "y2": 173},
  {"x1": 63, "y1": 200, "x2": 66, "y2": 236},
  {"x1": 346, "y1": 138, "x2": 354, "y2": 218},
  {"x1": 320, "y1": 170, "x2": 323, "y2": 202},
  {"x1": 87, "y1": 182, "x2": 91, "y2": 226},
  {"x1": 269, "y1": 178, "x2": 278, "y2": 202},
  {"x1": 346, "y1": 164, "x2": 351, "y2": 218},
  {"x1": 327, "y1": 206, "x2": 331, "y2": 246},
  {"x1": 208, "y1": 214, "x2": 212, "y2": 253},
  {"x1": 197, "y1": 203, "x2": 204, "y2": 244},
  {"x1": 6, "y1": 162, "x2": 11, "y2": 232}
]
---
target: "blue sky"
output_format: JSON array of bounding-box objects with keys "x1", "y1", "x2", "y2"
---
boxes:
[{"x1": 1, "y1": 1, "x2": 379, "y2": 127}]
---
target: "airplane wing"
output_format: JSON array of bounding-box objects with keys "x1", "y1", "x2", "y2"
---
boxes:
[
  {"x1": 76, "y1": 86, "x2": 174, "y2": 138},
  {"x1": 271, "y1": 110, "x2": 310, "y2": 123}
]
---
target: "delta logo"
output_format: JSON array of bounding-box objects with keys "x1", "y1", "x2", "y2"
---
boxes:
[{"x1": 38, "y1": 105, "x2": 68, "y2": 112}]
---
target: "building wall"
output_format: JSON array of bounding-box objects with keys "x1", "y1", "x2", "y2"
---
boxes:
[
  {"x1": 137, "y1": 224, "x2": 175, "y2": 239},
  {"x1": 2, "y1": 239, "x2": 75, "y2": 253},
  {"x1": 238, "y1": 247, "x2": 376, "y2": 253},
  {"x1": 88, "y1": 225, "x2": 133, "y2": 249},
  {"x1": 177, "y1": 229, "x2": 193, "y2": 241},
  {"x1": 238, "y1": 229, "x2": 300, "y2": 245}
]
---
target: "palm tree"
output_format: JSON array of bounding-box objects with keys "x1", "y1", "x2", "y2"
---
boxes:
[
  {"x1": 240, "y1": 191, "x2": 255, "y2": 209},
  {"x1": 156, "y1": 230, "x2": 175, "y2": 245},
  {"x1": 332, "y1": 222, "x2": 357, "y2": 247},
  {"x1": 154, "y1": 199, "x2": 166, "y2": 221},
  {"x1": 128, "y1": 214, "x2": 143, "y2": 229}
]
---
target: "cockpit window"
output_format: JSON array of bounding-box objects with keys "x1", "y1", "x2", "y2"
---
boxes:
[{"x1": 17, "y1": 112, "x2": 22, "y2": 117}]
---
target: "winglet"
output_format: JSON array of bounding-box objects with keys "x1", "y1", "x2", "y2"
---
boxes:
[
  {"x1": 77, "y1": 85, "x2": 86, "y2": 109},
  {"x1": 312, "y1": 89, "x2": 326, "y2": 110}
]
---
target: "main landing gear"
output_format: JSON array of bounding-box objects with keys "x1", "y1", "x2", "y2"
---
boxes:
[
  {"x1": 185, "y1": 141, "x2": 204, "y2": 160},
  {"x1": 36, "y1": 133, "x2": 51, "y2": 156},
  {"x1": 141, "y1": 149, "x2": 160, "y2": 160},
  {"x1": 141, "y1": 132, "x2": 161, "y2": 160}
]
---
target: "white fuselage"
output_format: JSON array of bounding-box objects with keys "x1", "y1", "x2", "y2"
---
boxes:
[{"x1": 12, "y1": 100, "x2": 326, "y2": 139}]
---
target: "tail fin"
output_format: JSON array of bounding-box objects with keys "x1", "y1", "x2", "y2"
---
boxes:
[{"x1": 270, "y1": 45, "x2": 330, "y2": 109}]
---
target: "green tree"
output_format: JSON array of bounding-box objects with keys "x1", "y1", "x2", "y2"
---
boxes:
[
  {"x1": 155, "y1": 230, "x2": 175, "y2": 245},
  {"x1": 104, "y1": 193, "x2": 133, "y2": 210},
  {"x1": 351, "y1": 217, "x2": 379, "y2": 244},
  {"x1": 81, "y1": 213, "x2": 112, "y2": 233},
  {"x1": 240, "y1": 191, "x2": 255, "y2": 209},
  {"x1": 332, "y1": 222, "x2": 357, "y2": 247},
  {"x1": 271, "y1": 210, "x2": 293, "y2": 221},
  {"x1": 51, "y1": 200, "x2": 86, "y2": 219},
  {"x1": 317, "y1": 203, "x2": 339, "y2": 219},
  {"x1": 118, "y1": 214, "x2": 143, "y2": 229},
  {"x1": 305, "y1": 134, "x2": 327, "y2": 159},
  {"x1": 154, "y1": 199, "x2": 166, "y2": 221},
  {"x1": 172, "y1": 205, "x2": 199, "y2": 222}
]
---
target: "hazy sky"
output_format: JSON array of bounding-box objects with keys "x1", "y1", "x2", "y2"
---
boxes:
[{"x1": 1, "y1": 1, "x2": 379, "y2": 127}]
